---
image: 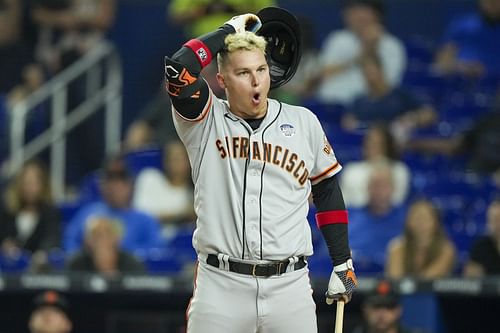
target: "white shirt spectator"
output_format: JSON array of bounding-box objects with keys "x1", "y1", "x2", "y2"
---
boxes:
[
  {"x1": 340, "y1": 160, "x2": 410, "y2": 208},
  {"x1": 132, "y1": 168, "x2": 193, "y2": 220},
  {"x1": 316, "y1": 30, "x2": 406, "y2": 105}
]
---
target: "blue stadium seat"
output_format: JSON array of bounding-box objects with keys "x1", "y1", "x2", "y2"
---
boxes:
[
  {"x1": 307, "y1": 253, "x2": 332, "y2": 278},
  {"x1": 124, "y1": 147, "x2": 163, "y2": 176},
  {"x1": 137, "y1": 248, "x2": 182, "y2": 274},
  {"x1": 403, "y1": 69, "x2": 446, "y2": 104},
  {"x1": 438, "y1": 92, "x2": 490, "y2": 131},
  {"x1": 58, "y1": 201, "x2": 84, "y2": 230},
  {"x1": 327, "y1": 127, "x2": 364, "y2": 162},
  {"x1": 166, "y1": 227, "x2": 196, "y2": 263},
  {"x1": 403, "y1": 36, "x2": 436, "y2": 65},
  {"x1": 0, "y1": 251, "x2": 31, "y2": 273},
  {"x1": 47, "y1": 249, "x2": 67, "y2": 271},
  {"x1": 303, "y1": 100, "x2": 345, "y2": 128},
  {"x1": 77, "y1": 170, "x2": 102, "y2": 204}
]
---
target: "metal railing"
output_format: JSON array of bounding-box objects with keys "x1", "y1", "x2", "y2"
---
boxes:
[{"x1": 6, "y1": 41, "x2": 122, "y2": 202}]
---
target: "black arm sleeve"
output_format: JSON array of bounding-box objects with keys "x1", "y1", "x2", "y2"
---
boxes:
[
  {"x1": 166, "y1": 25, "x2": 235, "y2": 120},
  {"x1": 171, "y1": 25, "x2": 235, "y2": 76},
  {"x1": 311, "y1": 175, "x2": 351, "y2": 266}
]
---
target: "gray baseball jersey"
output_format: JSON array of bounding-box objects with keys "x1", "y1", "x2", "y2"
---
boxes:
[{"x1": 173, "y1": 90, "x2": 341, "y2": 262}]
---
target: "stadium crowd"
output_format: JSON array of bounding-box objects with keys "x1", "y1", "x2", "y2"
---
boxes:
[{"x1": 0, "y1": 0, "x2": 499, "y2": 292}]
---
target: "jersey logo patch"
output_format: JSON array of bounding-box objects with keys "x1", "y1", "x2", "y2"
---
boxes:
[
  {"x1": 280, "y1": 124, "x2": 296, "y2": 137},
  {"x1": 323, "y1": 135, "x2": 333, "y2": 155},
  {"x1": 196, "y1": 48, "x2": 208, "y2": 62}
]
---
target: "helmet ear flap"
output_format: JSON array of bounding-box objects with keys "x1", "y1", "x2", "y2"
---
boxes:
[{"x1": 257, "y1": 7, "x2": 302, "y2": 89}]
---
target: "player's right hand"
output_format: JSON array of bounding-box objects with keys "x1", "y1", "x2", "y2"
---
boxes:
[
  {"x1": 326, "y1": 258, "x2": 357, "y2": 305},
  {"x1": 224, "y1": 14, "x2": 262, "y2": 33}
]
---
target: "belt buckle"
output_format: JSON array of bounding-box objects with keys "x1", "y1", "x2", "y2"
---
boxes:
[
  {"x1": 252, "y1": 264, "x2": 259, "y2": 277},
  {"x1": 252, "y1": 262, "x2": 284, "y2": 277},
  {"x1": 277, "y1": 262, "x2": 283, "y2": 275}
]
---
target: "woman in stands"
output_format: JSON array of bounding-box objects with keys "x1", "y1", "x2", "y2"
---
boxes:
[
  {"x1": 132, "y1": 140, "x2": 195, "y2": 235},
  {"x1": 0, "y1": 160, "x2": 61, "y2": 271},
  {"x1": 385, "y1": 199, "x2": 456, "y2": 279}
]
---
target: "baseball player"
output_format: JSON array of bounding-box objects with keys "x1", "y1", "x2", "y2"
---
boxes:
[{"x1": 164, "y1": 9, "x2": 357, "y2": 333}]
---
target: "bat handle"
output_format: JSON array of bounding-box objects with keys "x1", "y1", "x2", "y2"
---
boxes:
[{"x1": 334, "y1": 300, "x2": 345, "y2": 333}]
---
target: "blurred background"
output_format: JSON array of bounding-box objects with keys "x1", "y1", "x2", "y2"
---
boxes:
[{"x1": 0, "y1": 0, "x2": 499, "y2": 332}]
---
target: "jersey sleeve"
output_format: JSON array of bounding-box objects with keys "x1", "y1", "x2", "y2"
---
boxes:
[
  {"x1": 309, "y1": 115, "x2": 342, "y2": 185},
  {"x1": 172, "y1": 83, "x2": 215, "y2": 140},
  {"x1": 172, "y1": 87, "x2": 223, "y2": 179}
]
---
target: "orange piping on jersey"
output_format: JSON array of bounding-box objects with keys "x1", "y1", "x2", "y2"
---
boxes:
[
  {"x1": 175, "y1": 89, "x2": 213, "y2": 123},
  {"x1": 185, "y1": 261, "x2": 200, "y2": 326},
  {"x1": 310, "y1": 162, "x2": 341, "y2": 183}
]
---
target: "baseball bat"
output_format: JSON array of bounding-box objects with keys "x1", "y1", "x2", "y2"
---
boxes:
[{"x1": 334, "y1": 300, "x2": 345, "y2": 333}]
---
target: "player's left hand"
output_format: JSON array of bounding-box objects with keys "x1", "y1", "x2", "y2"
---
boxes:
[
  {"x1": 326, "y1": 258, "x2": 357, "y2": 304},
  {"x1": 224, "y1": 13, "x2": 262, "y2": 33}
]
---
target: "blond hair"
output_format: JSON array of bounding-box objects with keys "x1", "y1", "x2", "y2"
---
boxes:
[
  {"x1": 4, "y1": 160, "x2": 53, "y2": 213},
  {"x1": 217, "y1": 31, "x2": 267, "y2": 69},
  {"x1": 402, "y1": 199, "x2": 449, "y2": 275}
]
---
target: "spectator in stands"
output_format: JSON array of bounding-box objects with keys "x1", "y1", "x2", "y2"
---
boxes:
[
  {"x1": 29, "y1": 290, "x2": 72, "y2": 333},
  {"x1": 406, "y1": 108, "x2": 500, "y2": 175},
  {"x1": 352, "y1": 280, "x2": 423, "y2": 333},
  {"x1": 307, "y1": 0, "x2": 406, "y2": 106},
  {"x1": 0, "y1": 0, "x2": 44, "y2": 105},
  {"x1": 0, "y1": 160, "x2": 61, "y2": 271},
  {"x1": 385, "y1": 199, "x2": 457, "y2": 279},
  {"x1": 433, "y1": 0, "x2": 500, "y2": 78},
  {"x1": 63, "y1": 155, "x2": 163, "y2": 253},
  {"x1": 132, "y1": 140, "x2": 195, "y2": 239},
  {"x1": 348, "y1": 161, "x2": 407, "y2": 272},
  {"x1": 66, "y1": 216, "x2": 144, "y2": 276},
  {"x1": 31, "y1": 0, "x2": 117, "y2": 187},
  {"x1": 340, "y1": 124, "x2": 410, "y2": 208},
  {"x1": 168, "y1": 0, "x2": 275, "y2": 39},
  {"x1": 123, "y1": 86, "x2": 177, "y2": 152},
  {"x1": 463, "y1": 199, "x2": 500, "y2": 277},
  {"x1": 31, "y1": 0, "x2": 116, "y2": 74},
  {"x1": 342, "y1": 53, "x2": 436, "y2": 138}
]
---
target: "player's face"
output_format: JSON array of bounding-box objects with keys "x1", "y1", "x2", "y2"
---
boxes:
[
  {"x1": 363, "y1": 305, "x2": 401, "y2": 332},
  {"x1": 217, "y1": 49, "x2": 270, "y2": 119}
]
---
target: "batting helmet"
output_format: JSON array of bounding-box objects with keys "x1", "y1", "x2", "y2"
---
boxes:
[{"x1": 256, "y1": 7, "x2": 302, "y2": 89}]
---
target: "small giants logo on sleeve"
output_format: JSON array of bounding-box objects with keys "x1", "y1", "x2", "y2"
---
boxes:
[
  {"x1": 280, "y1": 123, "x2": 296, "y2": 137},
  {"x1": 197, "y1": 48, "x2": 208, "y2": 61},
  {"x1": 323, "y1": 135, "x2": 333, "y2": 155}
]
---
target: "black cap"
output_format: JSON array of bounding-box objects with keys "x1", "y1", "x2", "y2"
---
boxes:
[
  {"x1": 33, "y1": 290, "x2": 69, "y2": 314},
  {"x1": 102, "y1": 155, "x2": 131, "y2": 180},
  {"x1": 364, "y1": 280, "x2": 399, "y2": 308}
]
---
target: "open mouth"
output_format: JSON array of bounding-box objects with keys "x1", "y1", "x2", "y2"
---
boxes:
[{"x1": 252, "y1": 93, "x2": 261, "y2": 104}]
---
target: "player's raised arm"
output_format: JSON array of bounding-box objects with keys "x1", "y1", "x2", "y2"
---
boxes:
[
  {"x1": 164, "y1": 14, "x2": 261, "y2": 120},
  {"x1": 312, "y1": 176, "x2": 357, "y2": 304}
]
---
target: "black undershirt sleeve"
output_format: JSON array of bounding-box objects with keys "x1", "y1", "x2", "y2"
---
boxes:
[
  {"x1": 311, "y1": 175, "x2": 351, "y2": 266},
  {"x1": 167, "y1": 25, "x2": 235, "y2": 119}
]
